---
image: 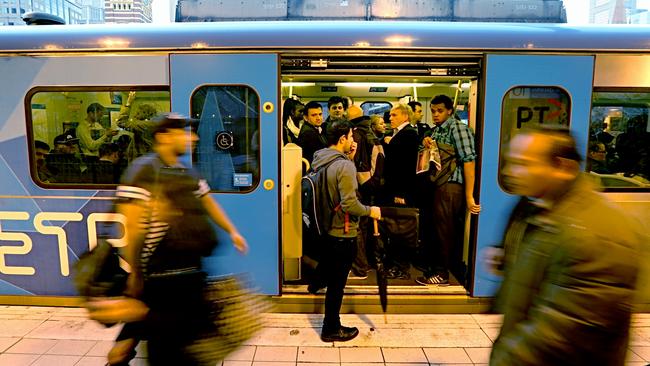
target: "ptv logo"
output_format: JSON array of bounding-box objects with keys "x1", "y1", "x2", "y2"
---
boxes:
[{"x1": 516, "y1": 99, "x2": 567, "y2": 128}]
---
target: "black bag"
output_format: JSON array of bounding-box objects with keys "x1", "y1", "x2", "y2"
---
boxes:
[
  {"x1": 426, "y1": 141, "x2": 457, "y2": 187},
  {"x1": 301, "y1": 157, "x2": 345, "y2": 257},
  {"x1": 72, "y1": 238, "x2": 128, "y2": 298},
  {"x1": 379, "y1": 206, "x2": 420, "y2": 250}
]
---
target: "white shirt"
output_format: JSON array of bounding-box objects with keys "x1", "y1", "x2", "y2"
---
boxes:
[{"x1": 393, "y1": 121, "x2": 410, "y2": 136}]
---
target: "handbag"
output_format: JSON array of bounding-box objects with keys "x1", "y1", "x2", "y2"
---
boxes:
[
  {"x1": 73, "y1": 238, "x2": 128, "y2": 299},
  {"x1": 185, "y1": 274, "x2": 270, "y2": 365},
  {"x1": 379, "y1": 206, "x2": 420, "y2": 249},
  {"x1": 73, "y1": 238, "x2": 129, "y2": 327}
]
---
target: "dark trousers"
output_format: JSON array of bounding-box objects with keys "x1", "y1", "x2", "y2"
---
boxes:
[
  {"x1": 144, "y1": 271, "x2": 212, "y2": 365},
  {"x1": 428, "y1": 182, "x2": 465, "y2": 276},
  {"x1": 321, "y1": 235, "x2": 357, "y2": 331}
]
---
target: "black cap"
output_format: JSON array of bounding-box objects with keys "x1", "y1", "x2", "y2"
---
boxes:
[
  {"x1": 54, "y1": 132, "x2": 79, "y2": 145},
  {"x1": 152, "y1": 113, "x2": 196, "y2": 135}
]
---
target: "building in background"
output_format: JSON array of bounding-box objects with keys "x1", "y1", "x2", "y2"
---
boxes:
[
  {"x1": 81, "y1": 0, "x2": 105, "y2": 23},
  {"x1": 176, "y1": 0, "x2": 567, "y2": 23},
  {"x1": 589, "y1": 0, "x2": 647, "y2": 23},
  {"x1": 0, "y1": 0, "x2": 84, "y2": 25},
  {"x1": 630, "y1": 8, "x2": 650, "y2": 22},
  {"x1": 104, "y1": 0, "x2": 152, "y2": 23}
]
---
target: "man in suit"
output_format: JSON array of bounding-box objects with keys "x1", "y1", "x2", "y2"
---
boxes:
[
  {"x1": 407, "y1": 101, "x2": 431, "y2": 142},
  {"x1": 382, "y1": 104, "x2": 420, "y2": 280},
  {"x1": 383, "y1": 104, "x2": 419, "y2": 206}
]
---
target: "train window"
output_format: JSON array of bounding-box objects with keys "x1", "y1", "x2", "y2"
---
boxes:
[
  {"x1": 315, "y1": 101, "x2": 330, "y2": 121},
  {"x1": 360, "y1": 101, "x2": 393, "y2": 117},
  {"x1": 498, "y1": 86, "x2": 571, "y2": 192},
  {"x1": 190, "y1": 85, "x2": 260, "y2": 193},
  {"x1": 27, "y1": 88, "x2": 170, "y2": 187},
  {"x1": 588, "y1": 91, "x2": 650, "y2": 189}
]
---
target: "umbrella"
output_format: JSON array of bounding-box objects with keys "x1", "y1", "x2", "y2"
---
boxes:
[
  {"x1": 371, "y1": 218, "x2": 389, "y2": 323},
  {"x1": 371, "y1": 207, "x2": 420, "y2": 323}
]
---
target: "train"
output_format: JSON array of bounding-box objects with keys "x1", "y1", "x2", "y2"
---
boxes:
[{"x1": 0, "y1": 21, "x2": 648, "y2": 312}]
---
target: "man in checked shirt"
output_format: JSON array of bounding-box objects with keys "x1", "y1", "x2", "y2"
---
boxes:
[{"x1": 416, "y1": 95, "x2": 481, "y2": 286}]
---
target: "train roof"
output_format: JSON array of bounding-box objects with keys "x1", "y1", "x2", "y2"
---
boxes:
[{"x1": 1, "y1": 21, "x2": 650, "y2": 53}]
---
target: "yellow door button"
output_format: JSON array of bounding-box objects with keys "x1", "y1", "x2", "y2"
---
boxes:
[{"x1": 263, "y1": 179, "x2": 275, "y2": 190}]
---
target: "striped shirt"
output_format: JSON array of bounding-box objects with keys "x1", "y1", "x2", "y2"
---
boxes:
[
  {"x1": 116, "y1": 153, "x2": 210, "y2": 275},
  {"x1": 429, "y1": 118, "x2": 477, "y2": 184}
]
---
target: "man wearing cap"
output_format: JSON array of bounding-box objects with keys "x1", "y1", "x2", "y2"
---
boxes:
[
  {"x1": 87, "y1": 113, "x2": 249, "y2": 365},
  {"x1": 77, "y1": 102, "x2": 117, "y2": 157},
  {"x1": 47, "y1": 132, "x2": 82, "y2": 182}
]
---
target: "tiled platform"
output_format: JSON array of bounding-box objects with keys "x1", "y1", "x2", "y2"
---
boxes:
[{"x1": 0, "y1": 306, "x2": 648, "y2": 365}]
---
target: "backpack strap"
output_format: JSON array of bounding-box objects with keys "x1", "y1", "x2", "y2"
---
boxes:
[
  {"x1": 319, "y1": 156, "x2": 349, "y2": 234},
  {"x1": 332, "y1": 204, "x2": 350, "y2": 234}
]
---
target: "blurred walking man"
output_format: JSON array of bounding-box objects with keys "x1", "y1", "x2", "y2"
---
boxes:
[{"x1": 489, "y1": 126, "x2": 642, "y2": 366}]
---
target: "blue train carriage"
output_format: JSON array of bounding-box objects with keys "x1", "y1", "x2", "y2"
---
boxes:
[{"x1": 0, "y1": 22, "x2": 648, "y2": 311}]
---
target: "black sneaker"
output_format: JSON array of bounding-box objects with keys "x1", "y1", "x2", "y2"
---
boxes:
[
  {"x1": 348, "y1": 269, "x2": 368, "y2": 280},
  {"x1": 385, "y1": 267, "x2": 410, "y2": 280},
  {"x1": 307, "y1": 283, "x2": 326, "y2": 294},
  {"x1": 320, "y1": 326, "x2": 359, "y2": 342},
  {"x1": 415, "y1": 274, "x2": 449, "y2": 286}
]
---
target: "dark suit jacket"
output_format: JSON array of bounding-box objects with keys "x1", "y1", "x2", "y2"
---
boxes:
[
  {"x1": 416, "y1": 122, "x2": 431, "y2": 142},
  {"x1": 383, "y1": 125, "x2": 419, "y2": 204},
  {"x1": 297, "y1": 122, "x2": 327, "y2": 164}
]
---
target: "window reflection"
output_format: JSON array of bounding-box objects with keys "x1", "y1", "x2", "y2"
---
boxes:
[
  {"x1": 498, "y1": 86, "x2": 571, "y2": 192},
  {"x1": 589, "y1": 92, "x2": 650, "y2": 188},
  {"x1": 190, "y1": 85, "x2": 260, "y2": 193},
  {"x1": 28, "y1": 89, "x2": 170, "y2": 186}
]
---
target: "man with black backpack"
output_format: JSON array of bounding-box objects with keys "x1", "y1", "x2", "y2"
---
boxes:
[{"x1": 309, "y1": 120, "x2": 381, "y2": 342}]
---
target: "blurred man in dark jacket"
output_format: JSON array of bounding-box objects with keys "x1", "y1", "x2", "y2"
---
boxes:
[{"x1": 489, "y1": 126, "x2": 642, "y2": 366}]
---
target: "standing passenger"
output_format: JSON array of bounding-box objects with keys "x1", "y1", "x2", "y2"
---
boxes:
[
  {"x1": 489, "y1": 127, "x2": 641, "y2": 366},
  {"x1": 407, "y1": 101, "x2": 430, "y2": 142},
  {"x1": 311, "y1": 120, "x2": 381, "y2": 342},
  {"x1": 282, "y1": 98, "x2": 304, "y2": 144},
  {"x1": 117, "y1": 91, "x2": 157, "y2": 162},
  {"x1": 77, "y1": 103, "x2": 117, "y2": 157},
  {"x1": 370, "y1": 114, "x2": 386, "y2": 140},
  {"x1": 383, "y1": 104, "x2": 419, "y2": 206},
  {"x1": 323, "y1": 96, "x2": 347, "y2": 132},
  {"x1": 382, "y1": 104, "x2": 419, "y2": 280},
  {"x1": 347, "y1": 105, "x2": 385, "y2": 279},
  {"x1": 417, "y1": 95, "x2": 480, "y2": 286},
  {"x1": 297, "y1": 101, "x2": 327, "y2": 165}
]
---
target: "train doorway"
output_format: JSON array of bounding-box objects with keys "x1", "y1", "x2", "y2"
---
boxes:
[{"x1": 279, "y1": 53, "x2": 483, "y2": 297}]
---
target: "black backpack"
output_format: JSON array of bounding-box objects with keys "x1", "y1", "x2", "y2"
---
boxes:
[{"x1": 301, "y1": 157, "x2": 346, "y2": 255}]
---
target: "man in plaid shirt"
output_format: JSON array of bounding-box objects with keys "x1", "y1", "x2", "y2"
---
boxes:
[{"x1": 416, "y1": 95, "x2": 481, "y2": 286}]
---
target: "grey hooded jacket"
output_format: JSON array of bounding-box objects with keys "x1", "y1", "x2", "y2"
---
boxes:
[{"x1": 312, "y1": 147, "x2": 371, "y2": 238}]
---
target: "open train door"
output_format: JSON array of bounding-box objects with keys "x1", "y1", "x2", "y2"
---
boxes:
[
  {"x1": 170, "y1": 54, "x2": 280, "y2": 295},
  {"x1": 472, "y1": 55, "x2": 594, "y2": 296}
]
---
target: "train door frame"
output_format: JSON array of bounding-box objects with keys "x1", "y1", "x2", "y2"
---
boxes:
[
  {"x1": 278, "y1": 52, "x2": 483, "y2": 296},
  {"x1": 169, "y1": 53, "x2": 281, "y2": 295},
  {"x1": 472, "y1": 54, "x2": 595, "y2": 297}
]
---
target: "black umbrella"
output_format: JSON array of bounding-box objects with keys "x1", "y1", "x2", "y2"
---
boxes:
[
  {"x1": 371, "y1": 218, "x2": 388, "y2": 323},
  {"x1": 372, "y1": 207, "x2": 420, "y2": 323}
]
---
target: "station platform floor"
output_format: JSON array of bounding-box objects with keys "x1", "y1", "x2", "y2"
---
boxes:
[{"x1": 0, "y1": 305, "x2": 648, "y2": 366}]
